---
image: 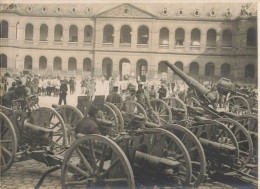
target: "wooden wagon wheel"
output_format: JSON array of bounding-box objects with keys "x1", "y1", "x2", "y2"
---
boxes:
[
  {"x1": 162, "y1": 124, "x2": 206, "y2": 187},
  {"x1": 165, "y1": 97, "x2": 188, "y2": 120},
  {"x1": 237, "y1": 114, "x2": 258, "y2": 168},
  {"x1": 225, "y1": 96, "x2": 250, "y2": 115},
  {"x1": 0, "y1": 112, "x2": 17, "y2": 173},
  {"x1": 97, "y1": 104, "x2": 119, "y2": 136},
  {"x1": 120, "y1": 100, "x2": 148, "y2": 123},
  {"x1": 131, "y1": 128, "x2": 192, "y2": 186},
  {"x1": 31, "y1": 107, "x2": 68, "y2": 151},
  {"x1": 189, "y1": 120, "x2": 239, "y2": 178},
  {"x1": 147, "y1": 110, "x2": 161, "y2": 125},
  {"x1": 105, "y1": 102, "x2": 125, "y2": 132},
  {"x1": 216, "y1": 118, "x2": 253, "y2": 168},
  {"x1": 61, "y1": 134, "x2": 135, "y2": 189},
  {"x1": 55, "y1": 105, "x2": 84, "y2": 144},
  {"x1": 150, "y1": 99, "x2": 172, "y2": 125}
]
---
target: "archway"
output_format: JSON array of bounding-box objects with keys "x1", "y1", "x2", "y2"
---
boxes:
[
  {"x1": 24, "y1": 55, "x2": 32, "y2": 69},
  {"x1": 39, "y1": 56, "x2": 47, "y2": 70},
  {"x1": 245, "y1": 64, "x2": 255, "y2": 78},
  {"x1": 189, "y1": 62, "x2": 199, "y2": 76},
  {"x1": 138, "y1": 25, "x2": 149, "y2": 44},
  {"x1": 25, "y1": 23, "x2": 33, "y2": 40},
  {"x1": 205, "y1": 62, "x2": 215, "y2": 77},
  {"x1": 103, "y1": 25, "x2": 114, "y2": 43},
  {"x1": 0, "y1": 54, "x2": 7, "y2": 68},
  {"x1": 0, "y1": 20, "x2": 8, "y2": 38},
  {"x1": 40, "y1": 24, "x2": 48, "y2": 41},
  {"x1": 158, "y1": 61, "x2": 168, "y2": 79},
  {"x1": 102, "y1": 58, "x2": 113, "y2": 80},
  {"x1": 68, "y1": 57, "x2": 77, "y2": 71},
  {"x1": 136, "y1": 59, "x2": 147, "y2": 82},
  {"x1": 83, "y1": 58, "x2": 91, "y2": 72},
  {"x1": 221, "y1": 63, "x2": 230, "y2": 78},
  {"x1": 54, "y1": 24, "x2": 63, "y2": 41},
  {"x1": 54, "y1": 57, "x2": 62, "y2": 71},
  {"x1": 119, "y1": 58, "x2": 130, "y2": 81}
]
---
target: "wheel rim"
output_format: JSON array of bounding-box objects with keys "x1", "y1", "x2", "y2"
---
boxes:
[
  {"x1": 97, "y1": 104, "x2": 119, "y2": 136},
  {"x1": 189, "y1": 120, "x2": 239, "y2": 176},
  {"x1": 150, "y1": 99, "x2": 172, "y2": 125},
  {"x1": 225, "y1": 96, "x2": 250, "y2": 115},
  {"x1": 31, "y1": 107, "x2": 68, "y2": 150},
  {"x1": 163, "y1": 124, "x2": 206, "y2": 187},
  {"x1": 55, "y1": 105, "x2": 84, "y2": 144},
  {"x1": 166, "y1": 97, "x2": 188, "y2": 120},
  {"x1": 0, "y1": 112, "x2": 17, "y2": 173},
  {"x1": 217, "y1": 118, "x2": 253, "y2": 168},
  {"x1": 61, "y1": 134, "x2": 135, "y2": 189},
  {"x1": 131, "y1": 128, "x2": 192, "y2": 186},
  {"x1": 105, "y1": 102, "x2": 125, "y2": 132},
  {"x1": 120, "y1": 100, "x2": 148, "y2": 123},
  {"x1": 147, "y1": 110, "x2": 161, "y2": 125}
]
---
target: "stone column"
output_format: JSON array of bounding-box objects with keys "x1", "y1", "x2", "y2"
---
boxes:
[
  {"x1": 184, "y1": 31, "x2": 191, "y2": 51},
  {"x1": 216, "y1": 32, "x2": 222, "y2": 53},
  {"x1": 200, "y1": 31, "x2": 207, "y2": 52},
  {"x1": 34, "y1": 26, "x2": 40, "y2": 46},
  {"x1": 48, "y1": 24, "x2": 54, "y2": 44},
  {"x1": 114, "y1": 29, "x2": 120, "y2": 48},
  {"x1": 169, "y1": 30, "x2": 175, "y2": 51},
  {"x1": 131, "y1": 29, "x2": 137, "y2": 48}
]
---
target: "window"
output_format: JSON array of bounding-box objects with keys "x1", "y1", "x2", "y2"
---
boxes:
[
  {"x1": 175, "y1": 28, "x2": 185, "y2": 46},
  {"x1": 205, "y1": 63, "x2": 215, "y2": 77},
  {"x1": 191, "y1": 28, "x2": 200, "y2": 46},
  {"x1": 25, "y1": 23, "x2": 33, "y2": 40},
  {"x1": 0, "y1": 54, "x2": 7, "y2": 68},
  {"x1": 39, "y1": 56, "x2": 47, "y2": 70},
  {"x1": 83, "y1": 58, "x2": 91, "y2": 72},
  {"x1": 206, "y1": 29, "x2": 216, "y2": 47},
  {"x1": 24, "y1": 56, "x2": 32, "y2": 69},
  {"x1": 40, "y1": 24, "x2": 48, "y2": 41},
  {"x1": 247, "y1": 28, "x2": 257, "y2": 46},
  {"x1": 222, "y1": 29, "x2": 232, "y2": 47},
  {"x1": 54, "y1": 57, "x2": 62, "y2": 70},
  {"x1": 189, "y1": 62, "x2": 199, "y2": 75},
  {"x1": 54, "y1": 24, "x2": 63, "y2": 41},
  {"x1": 221, "y1": 63, "x2": 230, "y2": 77},
  {"x1": 0, "y1": 21, "x2": 8, "y2": 38},
  {"x1": 138, "y1": 26, "x2": 149, "y2": 44},
  {"x1": 103, "y1": 25, "x2": 114, "y2": 43},
  {"x1": 245, "y1": 64, "x2": 255, "y2": 78},
  {"x1": 84, "y1": 25, "x2": 93, "y2": 42},
  {"x1": 68, "y1": 57, "x2": 77, "y2": 71},
  {"x1": 120, "y1": 25, "x2": 131, "y2": 43},
  {"x1": 159, "y1": 27, "x2": 169, "y2": 45},
  {"x1": 69, "y1": 25, "x2": 78, "y2": 42}
]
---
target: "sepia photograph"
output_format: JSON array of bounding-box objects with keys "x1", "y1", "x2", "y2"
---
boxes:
[{"x1": 0, "y1": 0, "x2": 258, "y2": 188}]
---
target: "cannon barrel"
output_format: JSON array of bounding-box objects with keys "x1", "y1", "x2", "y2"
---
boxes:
[{"x1": 164, "y1": 62, "x2": 217, "y2": 104}]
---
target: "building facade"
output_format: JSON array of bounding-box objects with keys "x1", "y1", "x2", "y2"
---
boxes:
[{"x1": 0, "y1": 3, "x2": 257, "y2": 84}]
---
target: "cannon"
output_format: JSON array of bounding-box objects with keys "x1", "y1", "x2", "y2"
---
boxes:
[
  {"x1": 216, "y1": 77, "x2": 257, "y2": 115},
  {"x1": 164, "y1": 61, "x2": 257, "y2": 185}
]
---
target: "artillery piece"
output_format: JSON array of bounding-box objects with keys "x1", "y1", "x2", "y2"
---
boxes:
[{"x1": 163, "y1": 61, "x2": 257, "y2": 185}]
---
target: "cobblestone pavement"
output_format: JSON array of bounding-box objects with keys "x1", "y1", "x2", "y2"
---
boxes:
[{"x1": 0, "y1": 159, "x2": 250, "y2": 189}]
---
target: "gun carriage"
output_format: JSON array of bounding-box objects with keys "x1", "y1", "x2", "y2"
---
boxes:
[{"x1": 162, "y1": 61, "x2": 257, "y2": 185}]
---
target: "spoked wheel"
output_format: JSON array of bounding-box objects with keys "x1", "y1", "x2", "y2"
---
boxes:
[
  {"x1": 97, "y1": 104, "x2": 119, "y2": 136},
  {"x1": 61, "y1": 134, "x2": 135, "y2": 189},
  {"x1": 130, "y1": 128, "x2": 192, "y2": 186},
  {"x1": 147, "y1": 110, "x2": 161, "y2": 125},
  {"x1": 237, "y1": 114, "x2": 258, "y2": 167},
  {"x1": 31, "y1": 107, "x2": 68, "y2": 151},
  {"x1": 189, "y1": 120, "x2": 239, "y2": 178},
  {"x1": 150, "y1": 99, "x2": 172, "y2": 125},
  {"x1": 120, "y1": 100, "x2": 148, "y2": 123},
  {"x1": 225, "y1": 96, "x2": 250, "y2": 115},
  {"x1": 216, "y1": 118, "x2": 253, "y2": 168},
  {"x1": 55, "y1": 105, "x2": 84, "y2": 144},
  {"x1": 0, "y1": 112, "x2": 17, "y2": 174},
  {"x1": 165, "y1": 97, "x2": 188, "y2": 120},
  {"x1": 105, "y1": 102, "x2": 125, "y2": 132},
  {"x1": 162, "y1": 124, "x2": 206, "y2": 187}
]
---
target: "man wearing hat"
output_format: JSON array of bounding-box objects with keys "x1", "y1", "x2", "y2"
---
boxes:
[
  {"x1": 106, "y1": 86, "x2": 123, "y2": 108},
  {"x1": 58, "y1": 79, "x2": 68, "y2": 105}
]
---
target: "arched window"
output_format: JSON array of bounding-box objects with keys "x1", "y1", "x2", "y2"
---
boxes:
[
  {"x1": 206, "y1": 29, "x2": 216, "y2": 47},
  {"x1": 40, "y1": 24, "x2": 48, "y2": 41},
  {"x1": 0, "y1": 54, "x2": 7, "y2": 68},
  {"x1": 84, "y1": 25, "x2": 93, "y2": 42},
  {"x1": 69, "y1": 25, "x2": 78, "y2": 42},
  {"x1": 205, "y1": 62, "x2": 215, "y2": 77},
  {"x1": 247, "y1": 28, "x2": 257, "y2": 46},
  {"x1": 158, "y1": 61, "x2": 168, "y2": 74},
  {"x1": 103, "y1": 25, "x2": 114, "y2": 43},
  {"x1": 159, "y1": 27, "x2": 169, "y2": 45},
  {"x1": 25, "y1": 23, "x2": 33, "y2": 40},
  {"x1": 102, "y1": 58, "x2": 113, "y2": 80},
  {"x1": 175, "y1": 28, "x2": 185, "y2": 46},
  {"x1": 189, "y1": 62, "x2": 199, "y2": 76},
  {"x1": 68, "y1": 57, "x2": 77, "y2": 71},
  {"x1": 222, "y1": 29, "x2": 232, "y2": 47},
  {"x1": 221, "y1": 63, "x2": 230, "y2": 77},
  {"x1": 24, "y1": 55, "x2": 32, "y2": 69},
  {"x1": 136, "y1": 59, "x2": 148, "y2": 82},
  {"x1": 83, "y1": 58, "x2": 91, "y2": 72},
  {"x1": 120, "y1": 25, "x2": 131, "y2": 43},
  {"x1": 119, "y1": 58, "x2": 130, "y2": 80},
  {"x1": 175, "y1": 61, "x2": 183, "y2": 70},
  {"x1": 245, "y1": 64, "x2": 255, "y2": 78},
  {"x1": 54, "y1": 57, "x2": 62, "y2": 70},
  {"x1": 39, "y1": 56, "x2": 47, "y2": 70},
  {"x1": 191, "y1": 28, "x2": 200, "y2": 46},
  {"x1": 137, "y1": 26, "x2": 149, "y2": 44},
  {"x1": 0, "y1": 20, "x2": 8, "y2": 38},
  {"x1": 54, "y1": 24, "x2": 63, "y2": 41}
]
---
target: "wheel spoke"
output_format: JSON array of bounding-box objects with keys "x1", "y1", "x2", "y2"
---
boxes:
[
  {"x1": 98, "y1": 144, "x2": 108, "y2": 171},
  {"x1": 1, "y1": 146, "x2": 12, "y2": 157},
  {"x1": 102, "y1": 158, "x2": 120, "y2": 177},
  {"x1": 89, "y1": 140, "x2": 98, "y2": 170},
  {"x1": 103, "y1": 178, "x2": 128, "y2": 183},
  {"x1": 67, "y1": 163, "x2": 90, "y2": 178},
  {"x1": 0, "y1": 151, "x2": 6, "y2": 165},
  {"x1": 0, "y1": 140, "x2": 12, "y2": 143},
  {"x1": 50, "y1": 122, "x2": 60, "y2": 130},
  {"x1": 76, "y1": 147, "x2": 93, "y2": 174}
]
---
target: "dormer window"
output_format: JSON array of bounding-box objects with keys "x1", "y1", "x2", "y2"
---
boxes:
[
  {"x1": 194, "y1": 9, "x2": 200, "y2": 17},
  {"x1": 26, "y1": 5, "x2": 33, "y2": 13}
]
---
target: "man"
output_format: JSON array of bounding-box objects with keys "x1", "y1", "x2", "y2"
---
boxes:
[
  {"x1": 32, "y1": 75, "x2": 39, "y2": 95},
  {"x1": 109, "y1": 78, "x2": 115, "y2": 94},
  {"x1": 59, "y1": 80, "x2": 68, "y2": 105},
  {"x1": 69, "y1": 77, "x2": 76, "y2": 95},
  {"x1": 8, "y1": 82, "x2": 16, "y2": 92},
  {"x1": 14, "y1": 80, "x2": 27, "y2": 99},
  {"x1": 158, "y1": 84, "x2": 167, "y2": 99},
  {"x1": 106, "y1": 86, "x2": 123, "y2": 107},
  {"x1": 149, "y1": 85, "x2": 157, "y2": 99}
]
